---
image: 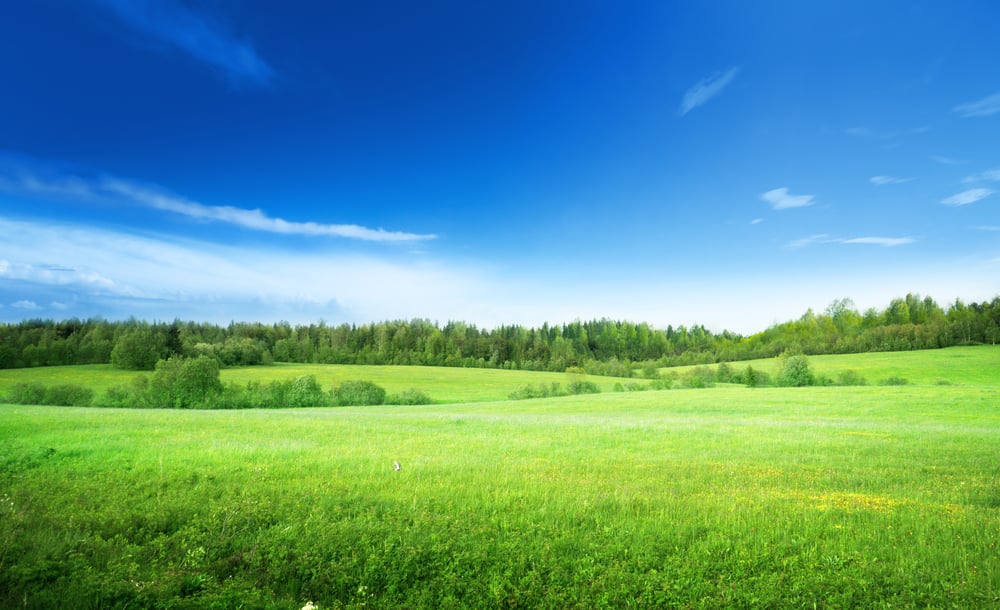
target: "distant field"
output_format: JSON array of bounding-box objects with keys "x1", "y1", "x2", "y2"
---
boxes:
[
  {"x1": 2, "y1": 383, "x2": 998, "y2": 608},
  {"x1": 0, "y1": 363, "x2": 632, "y2": 404},
  {"x1": 1, "y1": 346, "x2": 997, "y2": 405},
  {"x1": 667, "y1": 345, "x2": 1000, "y2": 386}
]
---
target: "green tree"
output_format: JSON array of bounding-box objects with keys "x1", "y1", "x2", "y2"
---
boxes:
[
  {"x1": 777, "y1": 354, "x2": 815, "y2": 387},
  {"x1": 149, "y1": 356, "x2": 222, "y2": 408},
  {"x1": 111, "y1": 327, "x2": 167, "y2": 370}
]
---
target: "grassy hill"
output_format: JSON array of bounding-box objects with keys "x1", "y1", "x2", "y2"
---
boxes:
[
  {"x1": 667, "y1": 344, "x2": 1000, "y2": 386},
  {"x1": 0, "y1": 362, "x2": 632, "y2": 404},
  {"x1": 1, "y1": 346, "x2": 999, "y2": 607}
]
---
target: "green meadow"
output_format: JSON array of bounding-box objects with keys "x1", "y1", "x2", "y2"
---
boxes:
[{"x1": 2, "y1": 347, "x2": 999, "y2": 608}]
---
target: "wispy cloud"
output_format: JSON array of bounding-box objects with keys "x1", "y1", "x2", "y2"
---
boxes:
[
  {"x1": 761, "y1": 187, "x2": 814, "y2": 210},
  {"x1": 787, "y1": 234, "x2": 833, "y2": 249},
  {"x1": 101, "y1": 179, "x2": 437, "y2": 242},
  {"x1": 962, "y1": 169, "x2": 1000, "y2": 184},
  {"x1": 0, "y1": 216, "x2": 491, "y2": 325},
  {"x1": 0, "y1": 158, "x2": 435, "y2": 242},
  {"x1": 840, "y1": 237, "x2": 916, "y2": 247},
  {"x1": 975, "y1": 225, "x2": 1000, "y2": 232},
  {"x1": 93, "y1": 0, "x2": 274, "y2": 86},
  {"x1": 787, "y1": 235, "x2": 916, "y2": 249},
  {"x1": 750, "y1": 218, "x2": 763, "y2": 225},
  {"x1": 679, "y1": 67, "x2": 739, "y2": 116},
  {"x1": 847, "y1": 126, "x2": 929, "y2": 140},
  {"x1": 931, "y1": 155, "x2": 965, "y2": 165},
  {"x1": 954, "y1": 91, "x2": 1000, "y2": 117},
  {"x1": 941, "y1": 188, "x2": 994, "y2": 206},
  {"x1": 870, "y1": 175, "x2": 912, "y2": 186}
]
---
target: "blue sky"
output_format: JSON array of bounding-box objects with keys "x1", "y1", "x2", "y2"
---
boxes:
[{"x1": 1, "y1": 1, "x2": 998, "y2": 333}]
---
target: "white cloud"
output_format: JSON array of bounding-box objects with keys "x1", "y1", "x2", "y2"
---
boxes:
[
  {"x1": 750, "y1": 218, "x2": 763, "y2": 225},
  {"x1": 962, "y1": 169, "x2": 1000, "y2": 184},
  {"x1": 975, "y1": 225, "x2": 1000, "y2": 232},
  {"x1": 0, "y1": 161, "x2": 435, "y2": 242},
  {"x1": 94, "y1": 0, "x2": 274, "y2": 86},
  {"x1": 931, "y1": 155, "x2": 964, "y2": 165},
  {"x1": 941, "y1": 188, "x2": 994, "y2": 206},
  {"x1": 788, "y1": 235, "x2": 916, "y2": 248},
  {"x1": 679, "y1": 67, "x2": 739, "y2": 116},
  {"x1": 101, "y1": 179, "x2": 437, "y2": 242},
  {"x1": 11, "y1": 300, "x2": 39, "y2": 310},
  {"x1": 761, "y1": 187, "x2": 815, "y2": 210},
  {"x1": 787, "y1": 234, "x2": 832, "y2": 249},
  {"x1": 840, "y1": 237, "x2": 916, "y2": 247},
  {"x1": 954, "y1": 91, "x2": 1000, "y2": 117},
  {"x1": 870, "y1": 175, "x2": 912, "y2": 186},
  {"x1": 0, "y1": 216, "x2": 484, "y2": 325}
]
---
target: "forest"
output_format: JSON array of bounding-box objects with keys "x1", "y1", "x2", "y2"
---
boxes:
[{"x1": 1, "y1": 293, "x2": 998, "y2": 373}]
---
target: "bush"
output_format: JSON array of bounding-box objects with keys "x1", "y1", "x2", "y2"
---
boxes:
[
  {"x1": 149, "y1": 356, "x2": 224, "y2": 408},
  {"x1": 741, "y1": 365, "x2": 770, "y2": 388},
  {"x1": 283, "y1": 375, "x2": 329, "y2": 407},
  {"x1": 777, "y1": 354, "x2": 815, "y2": 387},
  {"x1": 640, "y1": 362, "x2": 661, "y2": 379},
  {"x1": 98, "y1": 376, "x2": 153, "y2": 408},
  {"x1": 386, "y1": 389, "x2": 433, "y2": 405},
  {"x1": 5, "y1": 382, "x2": 94, "y2": 406},
  {"x1": 332, "y1": 380, "x2": 386, "y2": 406},
  {"x1": 42, "y1": 384, "x2": 94, "y2": 406},
  {"x1": 509, "y1": 383, "x2": 566, "y2": 400},
  {"x1": 567, "y1": 379, "x2": 600, "y2": 395},
  {"x1": 650, "y1": 376, "x2": 673, "y2": 390},
  {"x1": 6, "y1": 382, "x2": 45, "y2": 405},
  {"x1": 836, "y1": 370, "x2": 867, "y2": 386},
  {"x1": 879, "y1": 376, "x2": 910, "y2": 386},
  {"x1": 716, "y1": 362, "x2": 735, "y2": 383},
  {"x1": 683, "y1": 366, "x2": 716, "y2": 388}
]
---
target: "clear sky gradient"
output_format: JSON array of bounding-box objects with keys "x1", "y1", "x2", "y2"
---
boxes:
[{"x1": 1, "y1": 1, "x2": 998, "y2": 333}]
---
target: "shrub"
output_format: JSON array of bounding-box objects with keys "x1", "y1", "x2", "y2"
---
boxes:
[
  {"x1": 509, "y1": 383, "x2": 566, "y2": 400},
  {"x1": 332, "y1": 380, "x2": 386, "y2": 406},
  {"x1": 284, "y1": 375, "x2": 329, "y2": 407},
  {"x1": 879, "y1": 376, "x2": 910, "y2": 386},
  {"x1": 4, "y1": 383, "x2": 94, "y2": 406},
  {"x1": 777, "y1": 354, "x2": 814, "y2": 387},
  {"x1": 567, "y1": 379, "x2": 600, "y2": 395},
  {"x1": 716, "y1": 362, "x2": 735, "y2": 383},
  {"x1": 683, "y1": 366, "x2": 716, "y2": 388},
  {"x1": 650, "y1": 376, "x2": 673, "y2": 390},
  {"x1": 640, "y1": 362, "x2": 661, "y2": 379},
  {"x1": 6, "y1": 382, "x2": 46, "y2": 405},
  {"x1": 836, "y1": 370, "x2": 867, "y2": 386},
  {"x1": 741, "y1": 365, "x2": 770, "y2": 388},
  {"x1": 42, "y1": 384, "x2": 94, "y2": 406},
  {"x1": 149, "y1": 356, "x2": 224, "y2": 408},
  {"x1": 98, "y1": 376, "x2": 153, "y2": 408},
  {"x1": 386, "y1": 389, "x2": 433, "y2": 405}
]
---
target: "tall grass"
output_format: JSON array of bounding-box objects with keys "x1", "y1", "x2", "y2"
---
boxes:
[{"x1": 2, "y1": 382, "x2": 999, "y2": 608}]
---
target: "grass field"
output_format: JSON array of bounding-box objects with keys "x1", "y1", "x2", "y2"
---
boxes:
[
  {"x1": 672, "y1": 345, "x2": 1000, "y2": 387},
  {"x1": 0, "y1": 363, "x2": 633, "y2": 404},
  {"x1": 2, "y1": 346, "x2": 999, "y2": 608}
]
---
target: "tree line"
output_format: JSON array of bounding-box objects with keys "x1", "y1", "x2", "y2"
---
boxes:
[{"x1": 1, "y1": 293, "x2": 998, "y2": 372}]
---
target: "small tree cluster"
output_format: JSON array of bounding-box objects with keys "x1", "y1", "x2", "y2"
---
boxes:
[
  {"x1": 5, "y1": 382, "x2": 94, "y2": 406},
  {"x1": 777, "y1": 354, "x2": 815, "y2": 387},
  {"x1": 331, "y1": 380, "x2": 387, "y2": 406}
]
